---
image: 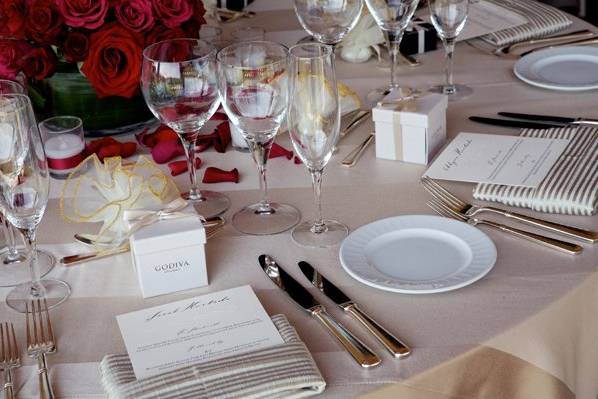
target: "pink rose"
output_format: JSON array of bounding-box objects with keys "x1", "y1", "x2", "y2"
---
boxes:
[
  {"x1": 152, "y1": 0, "x2": 193, "y2": 29},
  {"x1": 0, "y1": 39, "x2": 28, "y2": 80},
  {"x1": 115, "y1": 0, "x2": 155, "y2": 33},
  {"x1": 56, "y1": 0, "x2": 109, "y2": 30}
]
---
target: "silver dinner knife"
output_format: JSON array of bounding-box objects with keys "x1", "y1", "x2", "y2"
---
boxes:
[
  {"x1": 298, "y1": 261, "x2": 411, "y2": 358},
  {"x1": 258, "y1": 255, "x2": 381, "y2": 368},
  {"x1": 497, "y1": 112, "x2": 598, "y2": 127}
]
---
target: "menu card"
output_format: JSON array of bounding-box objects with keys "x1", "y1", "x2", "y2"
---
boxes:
[
  {"x1": 117, "y1": 285, "x2": 284, "y2": 380},
  {"x1": 424, "y1": 132, "x2": 570, "y2": 188}
]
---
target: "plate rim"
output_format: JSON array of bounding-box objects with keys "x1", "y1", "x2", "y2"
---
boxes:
[
  {"x1": 513, "y1": 46, "x2": 598, "y2": 91},
  {"x1": 339, "y1": 214, "x2": 497, "y2": 294}
]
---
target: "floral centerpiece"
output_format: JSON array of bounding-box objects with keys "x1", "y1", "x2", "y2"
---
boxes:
[{"x1": 0, "y1": 0, "x2": 206, "y2": 130}]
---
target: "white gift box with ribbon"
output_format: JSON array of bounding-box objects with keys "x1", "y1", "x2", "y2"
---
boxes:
[
  {"x1": 129, "y1": 212, "x2": 207, "y2": 298},
  {"x1": 372, "y1": 92, "x2": 448, "y2": 165}
]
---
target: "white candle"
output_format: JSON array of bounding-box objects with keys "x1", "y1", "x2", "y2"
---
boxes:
[{"x1": 44, "y1": 133, "x2": 85, "y2": 177}]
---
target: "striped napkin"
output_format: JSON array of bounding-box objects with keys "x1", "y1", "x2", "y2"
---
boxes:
[
  {"x1": 481, "y1": 0, "x2": 572, "y2": 47},
  {"x1": 474, "y1": 126, "x2": 598, "y2": 216},
  {"x1": 100, "y1": 315, "x2": 326, "y2": 399}
]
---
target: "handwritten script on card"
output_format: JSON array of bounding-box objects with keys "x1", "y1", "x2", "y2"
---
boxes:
[
  {"x1": 424, "y1": 133, "x2": 570, "y2": 188},
  {"x1": 117, "y1": 286, "x2": 284, "y2": 380}
]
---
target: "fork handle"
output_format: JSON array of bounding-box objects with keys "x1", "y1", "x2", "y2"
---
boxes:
[
  {"x1": 3, "y1": 369, "x2": 14, "y2": 399},
  {"x1": 482, "y1": 220, "x2": 583, "y2": 255},
  {"x1": 37, "y1": 354, "x2": 55, "y2": 399},
  {"x1": 484, "y1": 207, "x2": 597, "y2": 243}
]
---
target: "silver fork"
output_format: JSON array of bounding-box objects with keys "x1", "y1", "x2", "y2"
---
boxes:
[
  {"x1": 0, "y1": 322, "x2": 20, "y2": 399},
  {"x1": 26, "y1": 299, "x2": 56, "y2": 399},
  {"x1": 427, "y1": 198, "x2": 582, "y2": 255},
  {"x1": 421, "y1": 177, "x2": 597, "y2": 243}
]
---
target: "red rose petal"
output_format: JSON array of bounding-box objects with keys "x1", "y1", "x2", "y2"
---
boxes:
[
  {"x1": 202, "y1": 167, "x2": 239, "y2": 184},
  {"x1": 293, "y1": 156, "x2": 303, "y2": 164},
  {"x1": 151, "y1": 139, "x2": 185, "y2": 164},
  {"x1": 212, "y1": 122, "x2": 231, "y2": 153},
  {"x1": 195, "y1": 140, "x2": 212, "y2": 152},
  {"x1": 168, "y1": 157, "x2": 201, "y2": 176},
  {"x1": 97, "y1": 143, "x2": 122, "y2": 161},
  {"x1": 121, "y1": 142, "x2": 137, "y2": 158},
  {"x1": 210, "y1": 112, "x2": 228, "y2": 121},
  {"x1": 269, "y1": 142, "x2": 293, "y2": 160}
]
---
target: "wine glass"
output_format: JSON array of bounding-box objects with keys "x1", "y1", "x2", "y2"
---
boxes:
[
  {"x1": 0, "y1": 94, "x2": 70, "y2": 311},
  {"x1": 287, "y1": 43, "x2": 348, "y2": 247},
  {"x1": 364, "y1": 0, "x2": 420, "y2": 100},
  {"x1": 141, "y1": 39, "x2": 230, "y2": 218},
  {"x1": 294, "y1": 0, "x2": 363, "y2": 46},
  {"x1": 217, "y1": 41, "x2": 300, "y2": 235},
  {"x1": 0, "y1": 80, "x2": 54, "y2": 288},
  {"x1": 428, "y1": 0, "x2": 472, "y2": 100}
]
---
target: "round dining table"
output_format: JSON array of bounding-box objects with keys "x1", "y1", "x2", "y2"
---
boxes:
[{"x1": 1, "y1": 1, "x2": 597, "y2": 398}]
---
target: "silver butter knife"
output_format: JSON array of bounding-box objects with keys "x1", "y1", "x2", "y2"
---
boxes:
[
  {"x1": 298, "y1": 261, "x2": 411, "y2": 358},
  {"x1": 259, "y1": 255, "x2": 381, "y2": 368}
]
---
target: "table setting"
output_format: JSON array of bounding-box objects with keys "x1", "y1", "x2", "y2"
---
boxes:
[{"x1": 0, "y1": 0, "x2": 597, "y2": 398}]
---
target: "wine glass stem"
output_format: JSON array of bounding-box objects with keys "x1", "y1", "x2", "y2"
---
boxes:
[
  {"x1": 309, "y1": 169, "x2": 326, "y2": 234},
  {"x1": 443, "y1": 37, "x2": 456, "y2": 94},
  {"x1": 20, "y1": 227, "x2": 43, "y2": 297},
  {"x1": 384, "y1": 30, "x2": 404, "y2": 90},
  {"x1": 182, "y1": 134, "x2": 204, "y2": 201},
  {"x1": 249, "y1": 138, "x2": 274, "y2": 213},
  {"x1": 2, "y1": 215, "x2": 20, "y2": 262}
]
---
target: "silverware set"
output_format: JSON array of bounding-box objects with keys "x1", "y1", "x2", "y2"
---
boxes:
[
  {"x1": 259, "y1": 255, "x2": 410, "y2": 368},
  {"x1": 422, "y1": 177, "x2": 596, "y2": 254},
  {"x1": 0, "y1": 299, "x2": 58, "y2": 399},
  {"x1": 470, "y1": 112, "x2": 598, "y2": 129}
]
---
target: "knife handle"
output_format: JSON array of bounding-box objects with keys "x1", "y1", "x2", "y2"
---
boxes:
[
  {"x1": 345, "y1": 304, "x2": 411, "y2": 358},
  {"x1": 311, "y1": 305, "x2": 381, "y2": 368}
]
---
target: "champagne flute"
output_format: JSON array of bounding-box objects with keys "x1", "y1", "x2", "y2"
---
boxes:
[
  {"x1": 364, "y1": 0, "x2": 420, "y2": 100},
  {"x1": 0, "y1": 94, "x2": 70, "y2": 311},
  {"x1": 294, "y1": 0, "x2": 363, "y2": 47},
  {"x1": 287, "y1": 43, "x2": 348, "y2": 247},
  {"x1": 217, "y1": 41, "x2": 300, "y2": 235},
  {"x1": 428, "y1": 0, "x2": 472, "y2": 100},
  {"x1": 141, "y1": 39, "x2": 230, "y2": 217}
]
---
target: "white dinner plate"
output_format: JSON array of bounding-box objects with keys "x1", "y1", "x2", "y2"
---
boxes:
[
  {"x1": 514, "y1": 46, "x2": 598, "y2": 91},
  {"x1": 339, "y1": 215, "x2": 497, "y2": 294}
]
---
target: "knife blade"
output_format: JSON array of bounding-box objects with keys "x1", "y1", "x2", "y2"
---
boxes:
[
  {"x1": 258, "y1": 255, "x2": 381, "y2": 368},
  {"x1": 497, "y1": 112, "x2": 598, "y2": 126},
  {"x1": 340, "y1": 110, "x2": 370, "y2": 138},
  {"x1": 298, "y1": 261, "x2": 411, "y2": 358},
  {"x1": 469, "y1": 116, "x2": 565, "y2": 129}
]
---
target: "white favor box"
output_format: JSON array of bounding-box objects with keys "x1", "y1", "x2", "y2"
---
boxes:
[
  {"x1": 129, "y1": 217, "x2": 207, "y2": 298},
  {"x1": 373, "y1": 93, "x2": 448, "y2": 164}
]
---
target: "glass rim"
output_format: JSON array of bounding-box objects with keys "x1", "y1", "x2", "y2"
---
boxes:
[
  {"x1": 39, "y1": 115, "x2": 83, "y2": 135},
  {"x1": 216, "y1": 40, "x2": 289, "y2": 69},
  {"x1": 0, "y1": 79, "x2": 25, "y2": 92},
  {"x1": 142, "y1": 38, "x2": 217, "y2": 63},
  {"x1": 288, "y1": 42, "x2": 334, "y2": 60}
]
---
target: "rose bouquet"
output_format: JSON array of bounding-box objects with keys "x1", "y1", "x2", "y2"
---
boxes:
[{"x1": 0, "y1": 0, "x2": 206, "y2": 130}]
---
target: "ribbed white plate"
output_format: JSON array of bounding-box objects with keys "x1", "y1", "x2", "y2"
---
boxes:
[
  {"x1": 514, "y1": 46, "x2": 598, "y2": 91},
  {"x1": 339, "y1": 215, "x2": 497, "y2": 294}
]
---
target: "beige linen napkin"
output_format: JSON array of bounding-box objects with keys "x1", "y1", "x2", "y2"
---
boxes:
[
  {"x1": 474, "y1": 126, "x2": 598, "y2": 215},
  {"x1": 481, "y1": 0, "x2": 572, "y2": 47},
  {"x1": 100, "y1": 314, "x2": 326, "y2": 399}
]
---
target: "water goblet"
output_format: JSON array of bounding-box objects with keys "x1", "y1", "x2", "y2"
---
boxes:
[
  {"x1": 0, "y1": 94, "x2": 70, "y2": 311},
  {"x1": 141, "y1": 39, "x2": 230, "y2": 218},
  {"x1": 287, "y1": 43, "x2": 348, "y2": 247},
  {"x1": 428, "y1": 0, "x2": 472, "y2": 100},
  {"x1": 294, "y1": 0, "x2": 363, "y2": 47},
  {"x1": 217, "y1": 41, "x2": 300, "y2": 235}
]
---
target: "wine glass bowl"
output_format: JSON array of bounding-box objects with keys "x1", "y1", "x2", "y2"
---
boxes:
[
  {"x1": 294, "y1": 0, "x2": 364, "y2": 45},
  {"x1": 141, "y1": 38, "x2": 230, "y2": 217}
]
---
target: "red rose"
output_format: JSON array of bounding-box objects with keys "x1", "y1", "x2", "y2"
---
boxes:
[
  {"x1": 115, "y1": 0, "x2": 155, "y2": 33},
  {"x1": 18, "y1": 46, "x2": 57, "y2": 80},
  {"x1": 56, "y1": 0, "x2": 109, "y2": 30},
  {"x1": 191, "y1": 0, "x2": 206, "y2": 25},
  {"x1": 0, "y1": 40, "x2": 28, "y2": 80},
  {"x1": 26, "y1": 0, "x2": 64, "y2": 45},
  {"x1": 62, "y1": 30, "x2": 90, "y2": 62},
  {"x1": 81, "y1": 23, "x2": 143, "y2": 98},
  {"x1": 145, "y1": 25, "x2": 186, "y2": 47},
  {"x1": 152, "y1": 0, "x2": 193, "y2": 29},
  {"x1": 0, "y1": 0, "x2": 27, "y2": 40}
]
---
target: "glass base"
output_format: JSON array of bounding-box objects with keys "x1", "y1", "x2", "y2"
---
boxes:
[
  {"x1": 430, "y1": 84, "x2": 473, "y2": 101},
  {"x1": 366, "y1": 86, "x2": 419, "y2": 107},
  {"x1": 0, "y1": 249, "x2": 55, "y2": 287},
  {"x1": 292, "y1": 219, "x2": 348, "y2": 248},
  {"x1": 183, "y1": 191, "x2": 230, "y2": 218},
  {"x1": 5, "y1": 278, "x2": 71, "y2": 313},
  {"x1": 233, "y1": 202, "x2": 300, "y2": 235},
  {"x1": 2, "y1": 247, "x2": 27, "y2": 265},
  {"x1": 232, "y1": 145, "x2": 250, "y2": 153}
]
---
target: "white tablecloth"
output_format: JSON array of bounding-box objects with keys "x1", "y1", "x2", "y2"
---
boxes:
[{"x1": 1, "y1": 4, "x2": 597, "y2": 399}]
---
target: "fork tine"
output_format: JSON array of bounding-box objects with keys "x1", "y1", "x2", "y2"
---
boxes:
[
  {"x1": 1, "y1": 322, "x2": 5, "y2": 362},
  {"x1": 26, "y1": 301, "x2": 32, "y2": 349},
  {"x1": 421, "y1": 177, "x2": 466, "y2": 208},
  {"x1": 429, "y1": 198, "x2": 468, "y2": 221},
  {"x1": 427, "y1": 200, "x2": 455, "y2": 219},
  {"x1": 36, "y1": 299, "x2": 46, "y2": 345},
  {"x1": 43, "y1": 298, "x2": 54, "y2": 346},
  {"x1": 10, "y1": 322, "x2": 17, "y2": 361},
  {"x1": 421, "y1": 178, "x2": 463, "y2": 209},
  {"x1": 32, "y1": 300, "x2": 39, "y2": 347}
]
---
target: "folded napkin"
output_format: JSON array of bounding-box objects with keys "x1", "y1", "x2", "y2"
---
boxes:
[
  {"x1": 474, "y1": 126, "x2": 598, "y2": 216},
  {"x1": 100, "y1": 314, "x2": 326, "y2": 399},
  {"x1": 481, "y1": 0, "x2": 572, "y2": 47}
]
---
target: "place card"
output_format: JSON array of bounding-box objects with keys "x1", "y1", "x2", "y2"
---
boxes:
[
  {"x1": 116, "y1": 285, "x2": 284, "y2": 380},
  {"x1": 424, "y1": 132, "x2": 570, "y2": 188}
]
